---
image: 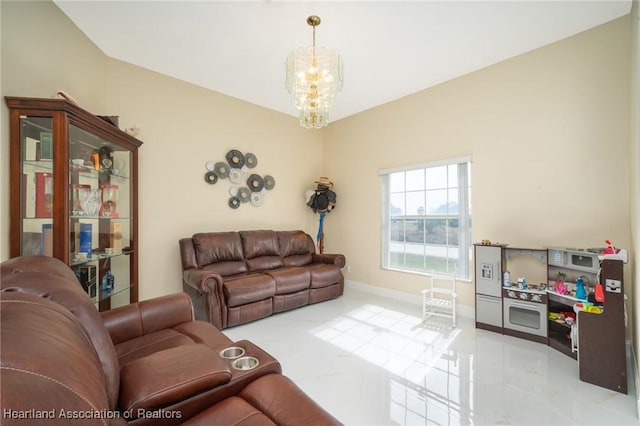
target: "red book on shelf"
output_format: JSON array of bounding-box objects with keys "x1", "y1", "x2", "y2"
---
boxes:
[{"x1": 35, "y1": 172, "x2": 53, "y2": 218}]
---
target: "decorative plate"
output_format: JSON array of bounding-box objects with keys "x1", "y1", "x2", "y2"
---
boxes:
[
  {"x1": 263, "y1": 175, "x2": 276, "y2": 190},
  {"x1": 226, "y1": 149, "x2": 245, "y2": 169},
  {"x1": 247, "y1": 174, "x2": 265, "y2": 192},
  {"x1": 238, "y1": 187, "x2": 251, "y2": 203},
  {"x1": 250, "y1": 192, "x2": 264, "y2": 207},
  {"x1": 244, "y1": 153, "x2": 258, "y2": 168},
  {"x1": 229, "y1": 168, "x2": 244, "y2": 184},
  {"x1": 228, "y1": 196, "x2": 241, "y2": 209},
  {"x1": 214, "y1": 162, "x2": 230, "y2": 178},
  {"x1": 205, "y1": 161, "x2": 216, "y2": 171},
  {"x1": 204, "y1": 171, "x2": 218, "y2": 184}
]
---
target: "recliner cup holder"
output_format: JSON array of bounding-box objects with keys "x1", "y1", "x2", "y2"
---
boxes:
[
  {"x1": 219, "y1": 347, "x2": 245, "y2": 359},
  {"x1": 232, "y1": 356, "x2": 259, "y2": 370}
]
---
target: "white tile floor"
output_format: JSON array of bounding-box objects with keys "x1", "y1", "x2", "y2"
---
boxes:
[{"x1": 224, "y1": 287, "x2": 638, "y2": 426}]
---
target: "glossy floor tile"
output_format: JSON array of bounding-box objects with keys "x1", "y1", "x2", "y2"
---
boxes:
[{"x1": 224, "y1": 287, "x2": 638, "y2": 426}]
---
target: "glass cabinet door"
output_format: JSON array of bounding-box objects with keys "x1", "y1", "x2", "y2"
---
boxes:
[
  {"x1": 8, "y1": 95, "x2": 142, "y2": 312},
  {"x1": 68, "y1": 123, "x2": 133, "y2": 308},
  {"x1": 19, "y1": 115, "x2": 54, "y2": 257}
]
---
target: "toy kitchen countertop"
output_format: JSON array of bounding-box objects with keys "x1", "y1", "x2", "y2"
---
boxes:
[{"x1": 502, "y1": 286, "x2": 547, "y2": 303}]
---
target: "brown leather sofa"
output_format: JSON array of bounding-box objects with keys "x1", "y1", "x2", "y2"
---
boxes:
[
  {"x1": 1, "y1": 256, "x2": 341, "y2": 425},
  {"x1": 179, "y1": 230, "x2": 345, "y2": 329}
]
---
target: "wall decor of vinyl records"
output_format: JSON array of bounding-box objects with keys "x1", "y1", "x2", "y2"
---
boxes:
[{"x1": 204, "y1": 150, "x2": 275, "y2": 209}]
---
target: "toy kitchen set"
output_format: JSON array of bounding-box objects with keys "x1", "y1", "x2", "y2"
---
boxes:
[{"x1": 474, "y1": 241, "x2": 628, "y2": 394}]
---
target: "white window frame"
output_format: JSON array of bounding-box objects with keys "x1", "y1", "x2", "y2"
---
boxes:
[{"x1": 379, "y1": 156, "x2": 472, "y2": 280}]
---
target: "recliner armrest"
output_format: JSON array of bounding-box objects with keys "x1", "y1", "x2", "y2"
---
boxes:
[
  {"x1": 182, "y1": 269, "x2": 227, "y2": 328},
  {"x1": 312, "y1": 253, "x2": 346, "y2": 268},
  {"x1": 119, "y1": 344, "x2": 232, "y2": 418},
  {"x1": 182, "y1": 268, "x2": 224, "y2": 294},
  {"x1": 102, "y1": 293, "x2": 194, "y2": 345}
]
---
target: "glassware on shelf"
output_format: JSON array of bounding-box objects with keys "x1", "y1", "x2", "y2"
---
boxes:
[
  {"x1": 100, "y1": 184, "x2": 119, "y2": 217},
  {"x1": 71, "y1": 184, "x2": 91, "y2": 216},
  {"x1": 78, "y1": 187, "x2": 101, "y2": 217}
]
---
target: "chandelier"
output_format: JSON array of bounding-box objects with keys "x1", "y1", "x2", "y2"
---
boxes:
[{"x1": 285, "y1": 15, "x2": 343, "y2": 129}]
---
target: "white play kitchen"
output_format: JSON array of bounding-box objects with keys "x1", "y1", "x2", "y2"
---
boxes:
[{"x1": 474, "y1": 242, "x2": 628, "y2": 394}]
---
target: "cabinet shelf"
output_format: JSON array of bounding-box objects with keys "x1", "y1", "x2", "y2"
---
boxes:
[
  {"x1": 69, "y1": 215, "x2": 131, "y2": 220},
  {"x1": 548, "y1": 333, "x2": 577, "y2": 359},
  {"x1": 69, "y1": 165, "x2": 130, "y2": 181},
  {"x1": 7, "y1": 96, "x2": 143, "y2": 312},
  {"x1": 93, "y1": 282, "x2": 133, "y2": 304},
  {"x1": 69, "y1": 250, "x2": 133, "y2": 267}
]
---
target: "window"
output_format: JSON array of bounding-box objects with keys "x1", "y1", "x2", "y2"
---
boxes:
[{"x1": 380, "y1": 157, "x2": 472, "y2": 279}]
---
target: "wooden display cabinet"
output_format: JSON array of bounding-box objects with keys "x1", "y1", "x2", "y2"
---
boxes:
[{"x1": 6, "y1": 96, "x2": 143, "y2": 311}]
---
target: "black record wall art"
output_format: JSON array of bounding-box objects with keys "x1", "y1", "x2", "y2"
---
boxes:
[
  {"x1": 203, "y1": 149, "x2": 275, "y2": 209},
  {"x1": 305, "y1": 177, "x2": 336, "y2": 253}
]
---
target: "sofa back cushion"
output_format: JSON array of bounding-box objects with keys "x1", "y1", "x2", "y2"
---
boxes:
[
  {"x1": 192, "y1": 232, "x2": 248, "y2": 275},
  {"x1": 0, "y1": 256, "x2": 121, "y2": 410},
  {"x1": 1, "y1": 292, "x2": 117, "y2": 424},
  {"x1": 278, "y1": 231, "x2": 315, "y2": 266},
  {"x1": 240, "y1": 230, "x2": 284, "y2": 271}
]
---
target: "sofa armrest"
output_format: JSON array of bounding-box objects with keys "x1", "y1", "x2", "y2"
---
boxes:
[
  {"x1": 182, "y1": 268, "x2": 224, "y2": 294},
  {"x1": 312, "y1": 253, "x2": 346, "y2": 268},
  {"x1": 119, "y1": 344, "x2": 232, "y2": 418},
  {"x1": 182, "y1": 268, "x2": 226, "y2": 328},
  {"x1": 101, "y1": 293, "x2": 194, "y2": 345}
]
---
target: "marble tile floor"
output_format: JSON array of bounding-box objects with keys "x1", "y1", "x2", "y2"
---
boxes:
[{"x1": 224, "y1": 287, "x2": 638, "y2": 426}]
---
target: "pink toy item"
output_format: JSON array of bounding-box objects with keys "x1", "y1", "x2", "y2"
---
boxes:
[
  {"x1": 603, "y1": 240, "x2": 616, "y2": 255},
  {"x1": 555, "y1": 281, "x2": 568, "y2": 295}
]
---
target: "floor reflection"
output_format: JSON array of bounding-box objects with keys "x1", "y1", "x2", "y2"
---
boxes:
[
  {"x1": 311, "y1": 304, "x2": 473, "y2": 425},
  {"x1": 224, "y1": 288, "x2": 638, "y2": 426}
]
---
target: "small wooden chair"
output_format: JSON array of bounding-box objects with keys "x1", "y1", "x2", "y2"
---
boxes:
[{"x1": 421, "y1": 271, "x2": 457, "y2": 328}]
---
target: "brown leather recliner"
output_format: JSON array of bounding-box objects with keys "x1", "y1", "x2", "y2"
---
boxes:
[
  {"x1": 179, "y1": 230, "x2": 346, "y2": 329},
  {"x1": 1, "y1": 256, "x2": 341, "y2": 426}
]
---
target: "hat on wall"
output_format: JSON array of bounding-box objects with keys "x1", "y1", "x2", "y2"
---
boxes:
[{"x1": 314, "y1": 176, "x2": 333, "y2": 188}]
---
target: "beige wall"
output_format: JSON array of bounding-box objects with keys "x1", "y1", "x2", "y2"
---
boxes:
[
  {"x1": 324, "y1": 16, "x2": 632, "y2": 313},
  {"x1": 1, "y1": 0, "x2": 109, "y2": 261},
  {"x1": 104, "y1": 59, "x2": 324, "y2": 299}
]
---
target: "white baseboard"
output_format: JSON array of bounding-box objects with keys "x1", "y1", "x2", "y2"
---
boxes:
[{"x1": 345, "y1": 279, "x2": 475, "y2": 319}]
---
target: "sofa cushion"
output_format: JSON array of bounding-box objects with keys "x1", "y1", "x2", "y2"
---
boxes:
[
  {"x1": 240, "y1": 230, "x2": 284, "y2": 271},
  {"x1": 113, "y1": 321, "x2": 235, "y2": 367},
  {"x1": 182, "y1": 396, "x2": 277, "y2": 426},
  {"x1": 114, "y1": 329, "x2": 197, "y2": 367},
  {"x1": 265, "y1": 267, "x2": 311, "y2": 294},
  {"x1": 0, "y1": 255, "x2": 121, "y2": 410},
  {"x1": 101, "y1": 293, "x2": 195, "y2": 345},
  {"x1": 203, "y1": 261, "x2": 248, "y2": 277},
  {"x1": 278, "y1": 230, "x2": 314, "y2": 266},
  {"x1": 193, "y1": 232, "x2": 247, "y2": 274},
  {"x1": 240, "y1": 374, "x2": 342, "y2": 425},
  {"x1": 1, "y1": 292, "x2": 112, "y2": 423},
  {"x1": 224, "y1": 273, "x2": 276, "y2": 307},
  {"x1": 307, "y1": 264, "x2": 343, "y2": 288},
  {"x1": 171, "y1": 321, "x2": 234, "y2": 349},
  {"x1": 119, "y1": 344, "x2": 232, "y2": 416}
]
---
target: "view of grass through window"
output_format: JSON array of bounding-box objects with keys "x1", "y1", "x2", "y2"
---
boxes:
[{"x1": 382, "y1": 159, "x2": 471, "y2": 278}]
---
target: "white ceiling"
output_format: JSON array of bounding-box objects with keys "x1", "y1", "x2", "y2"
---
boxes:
[{"x1": 53, "y1": 1, "x2": 631, "y2": 123}]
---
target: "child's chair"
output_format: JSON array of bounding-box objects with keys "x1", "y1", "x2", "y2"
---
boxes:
[{"x1": 421, "y1": 270, "x2": 457, "y2": 328}]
